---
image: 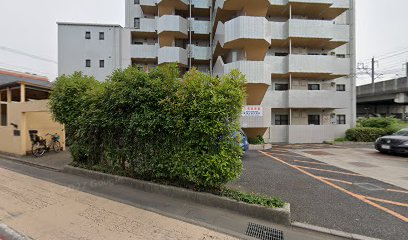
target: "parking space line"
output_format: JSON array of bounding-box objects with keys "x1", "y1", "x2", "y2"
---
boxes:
[
  {"x1": 319, "y1": 177, "x2": 353, "y2": 185},
  {"x1": 363, "y1": 196, "x2": 408, "y2": 207},
  {"x1": 271, "y1": 149, "x2": 289, "y2": 153},
  {"x1": 293, "y1": 160, "x2": 329, "y2": 166},
  {"x1": 269, "y1": 153, "x2": 310, "y2": 159},
  {"x1": 387, "y1": 189, "x2": 408, "y2": 194},
  {"x1": 260, "y1": 151, "x2": 408, "y2": 223},
  {"x1": 292, "y1": 165, "x2": 363, "y2": 177}
]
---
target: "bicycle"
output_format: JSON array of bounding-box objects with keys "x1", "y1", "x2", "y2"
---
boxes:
[{"x1": 29, "y1": 131, "x2": 61, "y2": 157}]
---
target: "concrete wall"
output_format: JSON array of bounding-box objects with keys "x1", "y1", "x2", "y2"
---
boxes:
[
  {"x1": 58, "y1": 24, "x2": 122, "y2": 81},
  {"x1": 0, "y1": 100, "x2": 65, "y2": 156}
]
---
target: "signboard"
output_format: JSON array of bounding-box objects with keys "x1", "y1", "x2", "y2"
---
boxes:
[{"x1": 242, "y1": 106, "x2": 263, "y2": 117}]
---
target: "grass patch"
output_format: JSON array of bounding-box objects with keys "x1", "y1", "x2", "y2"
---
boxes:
[
  {"x1": 334, "y1": 137, "x2": 348, "y2": 142},
  {"x1": 70, "y1": 162, "x2": 285, "y2": 209},
  {"x1": 219, "y1": 188, "x2": 285, "y2": 208}
]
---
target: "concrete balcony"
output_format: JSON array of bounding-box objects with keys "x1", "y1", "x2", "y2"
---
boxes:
[
  {"x1": 288, "y1": 90, "x2": 348, "y2": 109},
  {"x1": 158, "y1": 47, "x2": 188, "y2": 66},
  {"x1": 191, "y1": 0, "x2": 211, "y2": 9},
  {"x1": 130, "y1": 44, "x2": 159, "y2": 60},
  {"x1": 223, "y1": 61, "x2": 271, "y2": 85},
  {"x1": 157, "y1": 0, "x2": 189, "y2": 5},
  {"x1": 240, "y1": 106, "x2": 271, "y2": 128},
  {"x1": 133, "y1": 18, "x2": 157, "y2": 33},
  {"x1": 157, "y1": 15, "x2": 188, "y2": 37},
  {"x1": 188, "y1": 45, "x2": 211, "y2": 61},
  {"x1": 140, "y1": 0, "x2": 156, "y2": 7},
  {"x1": 190, "y1": 19, "x2": 210, "y2": 35},
  {"x1": 288, "y1": 19, "x2": 349, "y2": 43},
  {"x1": 264, "y1": 90, "x2": 348, "y2": 109},
  {"x1": 288, "y1": 54, "x2": 350, "y2": 78},
  {"x1": 214, "y1": 16, "x2": 271, "y2": 48}
]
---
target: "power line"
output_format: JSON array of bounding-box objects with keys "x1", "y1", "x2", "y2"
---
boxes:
[
  {"x1": 0, "y1": 60, "x2": 55, "y2": 77},
  {"x1": 0, "y1": 46, "x2": 58, "y2": 64},
  {"x1": 359, "y1": 46, "x2": 408, "y2": 63}
]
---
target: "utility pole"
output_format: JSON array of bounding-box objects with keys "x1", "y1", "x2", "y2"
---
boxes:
[{"x1": 371, "y1": 57, "x2": 375, "y2": 93}]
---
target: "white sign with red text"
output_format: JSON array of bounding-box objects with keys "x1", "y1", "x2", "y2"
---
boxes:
[{"x1": 242, "y1": 106, "x2": 263, "y2": 117}]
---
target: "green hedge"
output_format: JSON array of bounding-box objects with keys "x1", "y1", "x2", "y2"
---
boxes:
[
  {"x1": 358, "y1": 117, "x2": 399, "y2": 129},
  {"x1": 345, "y1": 127, "x2": 388, "y2": 142},
  {"x1": 49, "y1": 65, "x2": 246, "y2": 189}
]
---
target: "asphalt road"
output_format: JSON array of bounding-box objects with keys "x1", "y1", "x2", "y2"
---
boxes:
[
  {"x1": 0, "y1": 157, "x2": 350, "y2": 240},
  {"x1": 229, "y1": 147, "x2": 408, "y2": 240}
]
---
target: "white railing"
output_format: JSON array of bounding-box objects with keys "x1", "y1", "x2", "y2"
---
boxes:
[
  {"x1": 130, "y1": 44, "x2": 159, "y2": 59},
  {"x1": 190, "y1": 19, "x2": 210, "y2": 34},
  {"x1": 188, "y1": 45, "x2": 211, "y2": 60},
  {"x1": 288, "y1": 19, "x2": 349, "y2": 42},
  {"x1": 157, "y1": 15, "x2": 188, "y2": 35},
  {"x1": 158, "y1": 47, "x2": 188, "y2": 66}
]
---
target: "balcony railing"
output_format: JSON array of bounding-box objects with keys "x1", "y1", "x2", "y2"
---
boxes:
[
  {"x1": 190, "y1": 19, "x2": 210, "y2": 35},
  {"x1": 288, "y1": 19, "x2": 349, "y2": 42},
  {"x1": 157, "y1": 15, "x2": 188, "y2": 35},
  {"x1": 264, "y1": 90, "x2": 348, "y2": 109},
  {"x1": 215, "y1": 60, "x2": 271, "y2": 85},
  {"x1": 158, "y1": 47, "x2": 188, "y2": 66},
  {"x1": 130, "y1": 44, "x2": 159, "y2": 59},
  {"x1": 188, "y1": 45, "x2": 211, "y2": 60},
  {"x1": 288, "y1": 54, "x2": 350, "y2": 76}
]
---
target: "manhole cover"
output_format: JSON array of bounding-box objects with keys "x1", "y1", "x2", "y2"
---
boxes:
[
  {"x1": 355, "y1": 183, "x2": 384, "y2": 191},
  {"x1": 246, "y1": 222, "x2": 284, "y2": 240}
]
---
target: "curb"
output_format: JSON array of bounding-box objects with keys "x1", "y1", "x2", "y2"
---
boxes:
[
  {"x1": 249, "y1": 144, "x2": 272, "y2": 150},
  {"x1": 292, "y1": 222, "x2": 382, "y2": 240},
  {"x1": 0, "y1": 223, "x2": 31, "y2": 240},
  {"x1": 0, "y1": 154, "x2": 60, "y2": 172},
  {"x1": 63, "y1": 165, "x2": 291, "y2": 226}
]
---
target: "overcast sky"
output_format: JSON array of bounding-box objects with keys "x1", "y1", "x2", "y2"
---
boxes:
[{"x1": 0, "y1": 0, "x2": 407, "y2": 85}]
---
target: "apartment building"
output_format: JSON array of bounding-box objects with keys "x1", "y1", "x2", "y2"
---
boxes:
[{"x1": 58, "y1": 0, "x2": 356, "y2": 143}]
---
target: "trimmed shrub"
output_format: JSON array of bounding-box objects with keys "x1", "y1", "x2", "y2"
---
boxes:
[
  {"x1": 49, "y1": 65, "x2": 246, "y2": 189},
  {"x1": 358, "y1": 117, "x2": 399, "y2": 129},
  {"x1": 248, "y1": 135, "x2": 265, "y2": 145},
  {"x1": 345, "y1": 127, "x2": 388, "y2": 142}
]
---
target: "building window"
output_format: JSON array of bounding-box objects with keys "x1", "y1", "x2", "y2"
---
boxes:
[
  {"x1": 134, "y1": 18, "x2": 140, "y2": 29},
  {"x1": 275, "y1": 52, "x2": 288, "y2": 57},
  {"x1": 337, "y1": 115, "x2": 346, "y2": 124},
  {"x1": 275, "y1": 115, "x2": 289, "y2": 125},
  {"x1": 0, "y1": 104, "x2": 7, "y2": 126},
  {"x1": 275, "y1": 83, "x2": 289, "y2": 91},
  {"x1": 308, "y1": 84, "x2": 320, "y2": 90},
  {"x1": 336, "y1": 84, "x2": 346, "y2": 91},
  {"x1": 99, "y1": 32, "x2": 104, "y2": 40},
  {"x1": 86, "y1": 59, "x2": 91, "y2": 67},
  {"x1": 134, "y1": 0, "x2": 140, "y2": 3},
  {"x1": 336, "y1": 54, "x2": 346, "y2": 58},
  {"x1": 308, "y1": 115, "x2": 320, "y2": 125},
  {"x1": 85, "y1": 31, "x2": 91, "y2": 39},
  {"x1": 99, "y1": 60, "x2": 105, "y2": 68}
]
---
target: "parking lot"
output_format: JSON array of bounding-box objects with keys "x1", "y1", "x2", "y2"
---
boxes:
[{"x1": 229, "y1": 144, "x2": 408, "y2": 240}]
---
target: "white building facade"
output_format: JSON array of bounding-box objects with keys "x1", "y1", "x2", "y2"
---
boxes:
[{"x1": 58, "y1": 0, "x2": 356, "y2": 144}]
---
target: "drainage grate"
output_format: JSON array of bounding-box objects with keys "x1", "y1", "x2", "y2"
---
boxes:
[{"x1": 245, "y1": 222, "x2": 284, "y2": 240}]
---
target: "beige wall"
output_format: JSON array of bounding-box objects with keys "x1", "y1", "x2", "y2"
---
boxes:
[{"x1": 0, "y1": 100, "x2": 65, "y2": 156}]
